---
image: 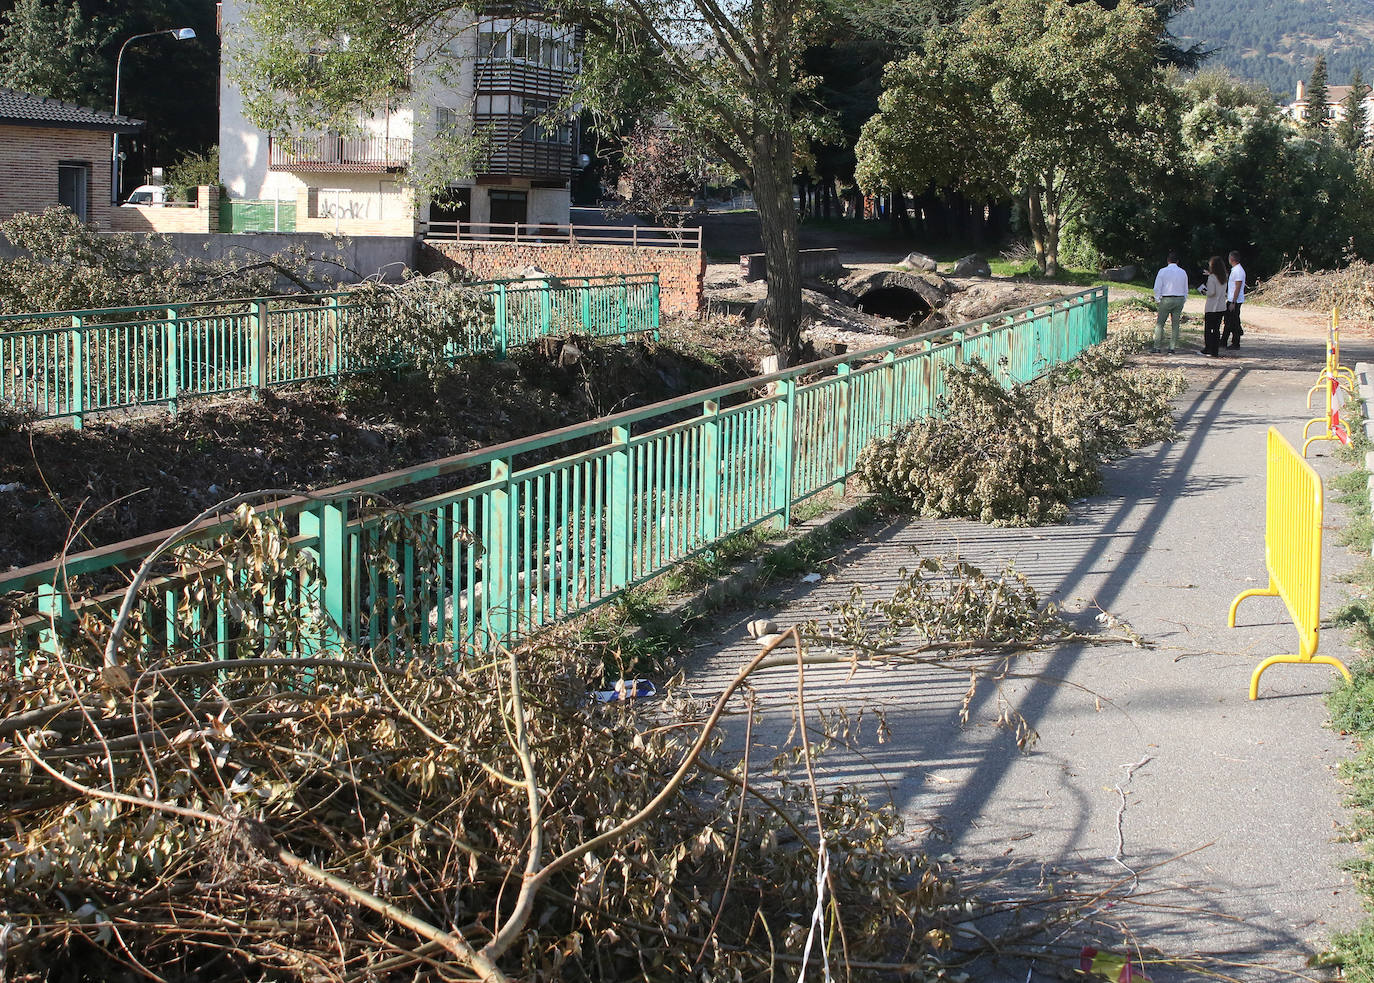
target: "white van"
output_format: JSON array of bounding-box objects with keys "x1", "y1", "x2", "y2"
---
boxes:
[{"x1": 122, "y1": 185, "x2": 168, "y2": 207}]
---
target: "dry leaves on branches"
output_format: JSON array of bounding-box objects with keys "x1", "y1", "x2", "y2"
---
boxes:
[{"x1": 856, "y1": 335, "x2": 1184, "y2": 525}]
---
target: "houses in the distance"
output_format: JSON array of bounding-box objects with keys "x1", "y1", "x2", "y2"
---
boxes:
[
  {"x1": 0, "y1": 88, "x2": 143, "y2": 226},
  {"x1": 216, "y1": 0, "x2": 582, "y2": 236},
  {"x1": 1285, "y1": 78, "x2": 1374, "y2": 139}
]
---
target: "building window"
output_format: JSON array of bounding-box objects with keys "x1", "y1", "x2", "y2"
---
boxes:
[
  {"x1": 477, "y1": 28, "x2": 506, "y2": 60},
  {"x1": 522, "y1": 98, "x2": 572, "y2": 145},
  {"x1": 436, "y1": 107, "x2": 462, "y2": 134},
  {"x1": 57, "y1": 162, "x2": 90, "y2": 221},
  {"x1": 477, "y1": 22, "x2": 572, "y2": 69}
]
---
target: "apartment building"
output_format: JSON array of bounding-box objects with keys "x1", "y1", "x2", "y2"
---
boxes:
[{"x1": 217, "y1": 1, "x2": 580, "y2": 234}]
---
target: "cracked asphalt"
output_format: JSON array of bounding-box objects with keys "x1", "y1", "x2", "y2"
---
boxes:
[{"x1": 683, "y1": 322, "x2": 1368, "y2": 980}]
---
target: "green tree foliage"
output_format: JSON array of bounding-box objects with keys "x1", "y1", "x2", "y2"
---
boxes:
[
  {"x1": 234, "y1": 0, "x2": 839, "y2": 366},
  {"x1": 1337, "y1": 68, "x2": 1369, "y2": 152},
  {"x1": 0, "y1": 0, "x2": 111, "y2": 107},
  {"x1": 163, "y1": 145, "x2": 221, "y2": 201},
  {"x1": 1306, "y1": 54, "x2": 1330, "y2": 131},
  {"x1": 0, "y1": 0, "x2": 219, "y2": 187},
  {"x1": 855, "y1": 0, "x2": 1173, "y2": 275},
  {"x1": 1075, "y1": 0, "x2": 1209, "y2": 68},
  {"x1": 1171, "y1": 0, "x2": 1373, "y2": 97},
  {"x1": 1076, "y1": 69, "x2": 1374, "y2": 277}
]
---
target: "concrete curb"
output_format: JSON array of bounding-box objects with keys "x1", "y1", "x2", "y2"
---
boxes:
[
  {"x1": 1357, "y1": 360, "x2": 1374, "y2": 556},
  {"x1": 629, "y1": 494, "x2": 878, "y2": 640}
]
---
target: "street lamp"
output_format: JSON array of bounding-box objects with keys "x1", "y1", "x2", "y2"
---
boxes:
[{"x1": 111, "y1": 27, "x2": 197, "y2": 204}]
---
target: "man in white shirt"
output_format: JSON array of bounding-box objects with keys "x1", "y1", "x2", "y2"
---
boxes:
[
  {"x1": 1152, "y1": 251, "x2": 1189, "y2": 354},
  {"x1": 1223, "y1": 251, "x2": 1246, "y2": 349}
]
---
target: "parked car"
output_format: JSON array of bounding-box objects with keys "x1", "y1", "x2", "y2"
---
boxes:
[{"x1": 122, "y1": 185, "x2": 168, "y2": 207}]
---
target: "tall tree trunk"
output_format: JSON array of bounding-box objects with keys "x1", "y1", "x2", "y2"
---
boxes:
[
  {"x1": 1043, "y1": 182, "x2": 1061, "y2": 277},
  {"x1": 1026, "y1": 188, "x2": 1048, "y2": 273},
  {"x1": 891, "y1": 188, "x2": 913, "y2": 238},
  {"x1": 752, "y1": 129, "x2": 802, "y2": 366}
]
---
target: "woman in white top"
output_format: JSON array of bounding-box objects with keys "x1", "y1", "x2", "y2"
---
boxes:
[{"x1": 1198, "y1": 255, "x2": 1228, "y2": 357}]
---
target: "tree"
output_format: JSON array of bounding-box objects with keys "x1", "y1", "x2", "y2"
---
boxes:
[
  {"x1": 1073, "y1": 70, "x2": 1374, "y2": 277},
  {"x1": 233, "y1": 0, "x2": 836, "y2": 366},
  {"x1": 0, "y1": 0, "x2": 112, "y2": 107},
  {"x1": 1305, "y1": 54, "x2": 1330, "y2": 131},
  {"x1": 1336, "y1": 68, "x2": 1369, "y2": 151},
  {"x1": 856, "y1": 0, "x2": 1174, "y2": 275},
  {"x1": 601, "y1": 120, "x2": 724, "y2": 226}
]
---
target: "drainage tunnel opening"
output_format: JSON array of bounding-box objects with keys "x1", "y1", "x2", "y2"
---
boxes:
[{"x1": 854, "y1": 287, "x2": 934, "y2": 322}]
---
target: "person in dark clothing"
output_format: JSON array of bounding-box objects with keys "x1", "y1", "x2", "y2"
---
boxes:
[
  {"x1": 1198, "y1": 255, "x2": 1227, "y2": 357},
  {"x1": 1222, "y1": 250, "x2": 1246, "y2": 349}
]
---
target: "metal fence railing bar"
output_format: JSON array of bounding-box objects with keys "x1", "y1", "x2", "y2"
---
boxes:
[
  {"x1": 1, "y1": 288, "x2": 1107, "y2": 658},
  {"x1": 0, "y1": 273, "x2": 661, "y2": 427}
]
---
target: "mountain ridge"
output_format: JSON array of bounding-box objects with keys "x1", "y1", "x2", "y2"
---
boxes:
[{"x1": 1173, "y1": 0, "x2": 1374, "y2": 96}]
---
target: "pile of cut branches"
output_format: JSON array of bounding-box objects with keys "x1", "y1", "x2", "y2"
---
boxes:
[
  {"x1": 344, "y1": 273, "x2": 497, "y2": 387},
  {"x1": 856, "y1": 335, "x2": 1183, "y2": 525},
  {"x1": 1252, "y1": 259, "x2": 1374, "y2": 321},
  {"x1": 0, "y1": 497, "x2": 1148, "y2": 982},
  {"x1": 1, "y1": 642, "x2": 951, "y2": 982}
]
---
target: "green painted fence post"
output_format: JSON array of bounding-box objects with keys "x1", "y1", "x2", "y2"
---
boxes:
[
  {"x1": 700, "y1": 400, "x2": 720, "y2": 545},
  {"x1": 298, "y1": 499, "x2": 346, "y2": 649},
  {"x1": 327, "y1": 295, "x2": 342, "y2": 379},
  {"x1": 881, "y1": 351, "x2": 896, "y2": 436},
  {"x1": 834, "y1": 363, "x2": 851, "y2": 478},
  {"x1": 68, "y1": 315, "x2": 84, "y2": 431},
  {"x1": 651, "y1": 273, "x2": 661, "y2": 341},
  {"x1": 618, "y1": 275, "x2": 629, "y2": 344},
  {"x1": 494, "y1": 284, "x2": 508, "y2": 359},
  {"x1": 580, "y1": 280, "x2": 592, "y2": 333},
  {"x1": 250, "y1": 300, "x2": 267, "y2": 399},
  {"x1": 36, "y1": 579, "x2": 73, "y2": 655},
  {"x1": 609, "y1": 426, "x2": 631, "y2": 589},
  {"x1": 165, "y1": 306, "x2": 180, "y2": 417},
  {"x1": 539, "y1": 282, "x2": 553, "y2": 339},
  {"x1": 484, "y1": 459, "x2": 514, "y2": 643},
  {"x1": 772, "y1": 378, "x2": 795, "y2": 530}
]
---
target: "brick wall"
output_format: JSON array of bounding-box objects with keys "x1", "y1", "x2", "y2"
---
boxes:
[
  {"x1": 419, "y1": 240, "x2": 705, "y2": 315},
  {"x1": 107, "y1": 185, "x2": 219, "y2": 233},
  {"x1": 0, "y1": 125, "x2": 115, "y2": 228}
]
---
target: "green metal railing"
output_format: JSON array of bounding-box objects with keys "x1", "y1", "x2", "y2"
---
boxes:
[
  {"x1": 0, "y1": 273, "x2": 661, "y2": 427},
  {"x1": 0, "y1": 287, "x2": 1107, "y2": 657}
]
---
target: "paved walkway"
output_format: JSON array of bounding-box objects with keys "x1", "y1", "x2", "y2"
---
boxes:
[{"x1": 685, "y1": 323, "x2": 1367, "y2": 980}]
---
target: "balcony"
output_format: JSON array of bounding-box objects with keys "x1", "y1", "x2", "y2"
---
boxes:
[
  {"x1": 269, "y1": 134, "x2": 412, "y2": 173},
  {"x1": 474, "y1": 113, "x2": 574, "y2": 180},
  {"x1": 475, "y1": 58, "x2": 575, "y2": 102}
]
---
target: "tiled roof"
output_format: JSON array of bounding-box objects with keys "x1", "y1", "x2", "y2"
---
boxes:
[{"x1": 0, "y1": 87, "x2": 143, "y2": 132}]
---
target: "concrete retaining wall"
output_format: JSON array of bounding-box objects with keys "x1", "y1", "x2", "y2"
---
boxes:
[
  {"x1": 740, "y1": 247, "x2": 842, "y2": 283},
  {"x1": 419, "y1": 240, "x2": 704, "y2": 315},
  {"x1": 0, "y1": 230, "x2": 416, "y2": 288}
]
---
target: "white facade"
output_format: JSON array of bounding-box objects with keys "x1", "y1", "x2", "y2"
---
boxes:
[
  {"x1": 1285, "y1": 78, "x2": 1374, "y2": 140},
  {"x1": 217, "y1": 0, "x2": 575, "y2": 232}
]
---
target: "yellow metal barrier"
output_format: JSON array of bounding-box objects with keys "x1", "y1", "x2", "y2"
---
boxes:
[
  {"x1": 1304, "y1": 309, "x2": 1352, "y2": 456},
  {"x1": 1303, "y1": 372, "x2": 1350, "y2": 456},
  {"x1": 1229, "y1": 427, "x2": 1350, "y2": 698},
  {"x1": 1306, "y1": 307, "x2": 1358, "y2": 407}
]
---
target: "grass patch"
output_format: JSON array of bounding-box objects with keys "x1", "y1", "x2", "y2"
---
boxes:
[
  {"x1": 1321, "y1": 394, "x2": 1374, "y2": 977},
  {"x1": 572, "y1": 495, "x2": 880, "y2": 678}
]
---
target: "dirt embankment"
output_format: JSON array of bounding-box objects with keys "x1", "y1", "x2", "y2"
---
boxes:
[{"x1": 0, "y1": 321, "x2": 764, "y2": 572}]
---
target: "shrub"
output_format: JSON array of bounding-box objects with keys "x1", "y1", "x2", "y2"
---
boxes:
[
  {"x1": 856, "y1": 335, "x2": 1183, "y2": 526},
  {"x1": 342, "y1": 272, "x2": 496, "y2": 387}
]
